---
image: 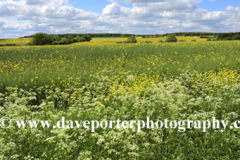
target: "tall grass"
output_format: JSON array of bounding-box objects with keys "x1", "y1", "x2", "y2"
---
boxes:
[
  {"x1": 1, "y1": 41, "x2": 240, "y2": 93},
  {"x1": 1, "y1": 40, "x2": 240, "y2": 159}
]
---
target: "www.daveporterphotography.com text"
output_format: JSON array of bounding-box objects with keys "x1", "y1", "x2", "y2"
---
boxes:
[{"x1": 1, "y1": 117, "x2": 240, "y2": 133}]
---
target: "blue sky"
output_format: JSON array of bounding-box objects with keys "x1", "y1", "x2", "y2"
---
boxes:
[
  {"x1": 71, "y1": 0, "x2": 240, "y2": 13},
  {"x1": 0, "y1": 0, "x2": 240, "y2": 38},
  {"x1": 69, "y1": 0, "x2": 133, "y2": 13},
  {"x1": 198, "y1": 0, "x2": 240, "y2": 12}
]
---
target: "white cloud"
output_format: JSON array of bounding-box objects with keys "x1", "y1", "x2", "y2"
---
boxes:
[
  {"x1": 102, "y1": 3, "x2": 124, "y2": 16},
  {"x1": 24, "y1": 0, "x2": 45, "y2": 5},
  {"x1": 0, "y1": 0, "x2": 240, "y2": 38},
  {"x1": 110, "y1": 0, "x2": 166, "y2": 3}
]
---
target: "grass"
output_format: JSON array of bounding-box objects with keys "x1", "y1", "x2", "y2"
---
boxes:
[
  {"x1": 0, "y1": 36, "x2": 209, "y2": 45},
  {"x1": 1, "y1": 38, "x2": 240, "y2": 159},
  {"x1": 0, "y1": 41, "x2": 239, "y2": 94},
  {"x1": 1, "y1": 66, "x2": 240, "y2": 159}
]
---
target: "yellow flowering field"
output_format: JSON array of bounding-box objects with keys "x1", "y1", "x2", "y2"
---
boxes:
[
  {"x1": 0, "y1": 36, "x2": 207, "y2": 45},
  {"x1": 0, "y1": 38, "x2": 31, "y2": 44},
  {"x1": 1, "y1": 40, "x2": 240, "y2": 159},
  {"x1": 0, "y1": 40, "x2": 239, "y2": 93}
]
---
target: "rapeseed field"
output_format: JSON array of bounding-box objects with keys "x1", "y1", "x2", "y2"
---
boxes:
[
  {"x1": 0, "y1": 40, "x2": 238, "y2": 93},
  {"x1": 1, "y1": 40, "x2": 240, "y2": 159}
]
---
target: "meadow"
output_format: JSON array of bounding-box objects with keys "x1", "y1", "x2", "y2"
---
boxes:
[
  {"x1": 1, "y1": 38, "x2": 240, "y2": 159},
  {"x1": 0, "y1": 38, "x2": 31, "y2": 45}
]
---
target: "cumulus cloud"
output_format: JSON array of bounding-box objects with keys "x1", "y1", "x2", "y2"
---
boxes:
[
  {"x1": 0, "y1": 0, "x2": 240, "y2": 38},
  {"x1": 102, "y1": 3, "x2": 124, "y2": 16},
  {"x1": 24, "y1": 0, "x2": 45, "y2": 5},
  {"x1": 110, "y1": 0, "x2": 167, "y2": 3}
]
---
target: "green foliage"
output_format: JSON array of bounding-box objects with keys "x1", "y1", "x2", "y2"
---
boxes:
[
  {"x1": 53, "y1": 35, "x2": 61, "y2": 41},
  {"x1": 178, "y1": 40, "x2": 186, "y2": 42},
  {"x1": 65, "y1": 34, "x2": 74, "y2": 43},
  {"x1": 83, "y1": 35, "x2": 92, "y2": 41},
  {"x1": 191, "y1": 40, "x2": 196, "y2": 42},
  {"x1": 30, "y1": 33, "x2": 54, "y2": 45},
  {"x1": 52, "y1": 35, "x2": 91, "y2": 45},
  {"x1": 223, "y1": 37, "x2": 232, "y2": 40},
  {"x1": 1, "y1": 67, "x2": 240, "y2": 159},
  {"x1": 59, "y1": 38, "x2": 68, "y2": 45},
  {"x1": 231, "y1": 34, "x2": 240, "y2": 40},
  {"x1": 77, "y1": 36, "x2": 87, "y2": 42},
  {"x1": 5, "y1": 43, "x2": 16, "y2": 46},
  {"x1": 166, "y1": 34, "x2": 177, "y2": 42},
  {"x1": 1, "y1": 42, "x2": 240, "y2": 159},
  {"x1": 127, "y1": 36, "x2": 137, "y2": 43},
  {"x1": 116, "y1": 41, "x2": 127, "y2": 44},
  {"x1": 207, "y1": 38, "x2": 212, "y2": 41},
  {"x1": 1, "y1": 41, "x2": 240, "y2": 93}
]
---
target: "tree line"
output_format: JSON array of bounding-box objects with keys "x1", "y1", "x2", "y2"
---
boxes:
[
  {"x1": 216, "y1": 32, "x2": 240, "y2": 40},
  {"x1": 30, "y1": 33, "x2": 92, "y2": 45},
  {"x1": 24, "y1": 32, "x2": 240, "y2": 39},
  {"x1": 26, "y1": 31, "x2": 240, "y2": 45}
]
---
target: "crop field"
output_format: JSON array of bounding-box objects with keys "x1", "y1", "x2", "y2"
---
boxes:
[
  {"x1": 0, "y1": 38, "x2": 31, "y2": 44},
  {"x1": 1, "y1": 40, "x2": 240, "y2": 159},
  {"x1": 0, "y1": 36, "x2": 209, "y2": 45}
]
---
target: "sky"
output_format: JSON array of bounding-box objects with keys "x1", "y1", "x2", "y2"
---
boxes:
[{"x1": 0, "y1": 0, "x2": 240, "y2": 38}]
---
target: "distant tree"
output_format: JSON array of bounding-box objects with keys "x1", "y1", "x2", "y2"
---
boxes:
[
  {"x1": 31, "y1": 33, "x2": 53, "y2": 45},
  {"x1": 83, "y1": 35, "x2": 92, "y2": 41},
  {"x1": 53, "y1": 35, "x2": 61, "y2": 41},
  {"x1": 65, "y1": 34, "x2": 74, "y2": 39},
  {"x1": 212, "y1": 33, "x2": 217, "y2": 38},
  {"x1": 165, "y1": 34, "x2": 177, "y2": 42},
  {"x1": 231, "y1": 34, "x2": 240, "y2": 40},
  {"x1": 59, "y1": 38, "x2": 68, "y2": 44},
  {"x1": 127, "y1": 36, "x2": 137, "y2": 43},
  {"x1": 65, "y1": 34, "x2": 74, "y2": 43},
  {"x1": 155, "y1": 34, "x2": 159, "y2": 38},
  {"x1": 78, "y1": 36, "x2": 87, "y2": 42},
  {"x1": 207, "y1": 38, "x2": 211, "y2": 41}
]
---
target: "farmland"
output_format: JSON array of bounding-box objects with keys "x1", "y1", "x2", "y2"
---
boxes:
[
  {"x1": 1, "y1": 39, "x2": 240, "y2": 159},
  {"x1": 0, "y1": 39, "x2": 235, "y2": 93},
  {"x1": 0, "y1": 38, "x2": 31, "y2": 45},
  {"x1": 0, "y1": 36, "x2": 208, "y2": 45}
]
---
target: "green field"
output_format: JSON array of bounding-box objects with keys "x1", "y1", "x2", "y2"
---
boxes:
[
  {"x1": 0, "y1": 38, "x2": 31, "y2": 45},
  {"x1": 0, "y1": 36, "x2": 209, "y2": 45},
  {"x1": 0, "y1": 40, "x2": 238, "y2": 93},
  {"x1": 1, "y1": 40, "x2": 240, "y2": 159}
]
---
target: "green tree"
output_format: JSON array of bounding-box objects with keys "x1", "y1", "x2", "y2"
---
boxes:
[
  {"x1": 53, "y1": 35, "x2": 61, "y2": 41},
  {"x1": 231, "y1": 34, "x2": 240, "y2": 40},
  {"x1": 77, "y1": 36, "x2": 87, "y2": 42},
  {"x1": 83, "y1": 35, "x2": 92, "y2": 41},
  {"x1": 207, "y1": 38, "x2": 212, "y2": 41},
  {"x1": 65, "y1": 34, "x2": 74, "y2": 43},
  {"x1": 127, "y1": 36, "x2": 137, "y2": 43},
  {"x1": 31, "y1": 33, "x2": 54, "y2": 45},
  {"x1": 165, "y1": 34, "x2": 177, "y2": 42}
]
